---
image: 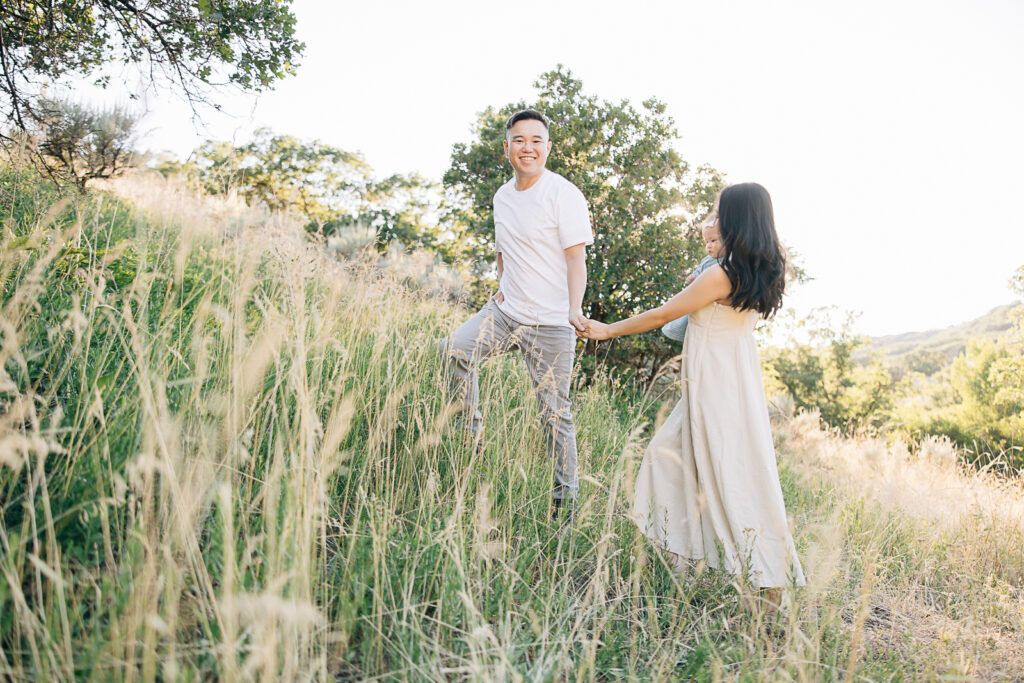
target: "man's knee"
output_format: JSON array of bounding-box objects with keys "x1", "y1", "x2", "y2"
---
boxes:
[
  {"x1": 438, "y1": 335, "x2": 474, "y2": 371},
  {"x1": 538, "y1": 394, "x2": 574, "y2": 429}
]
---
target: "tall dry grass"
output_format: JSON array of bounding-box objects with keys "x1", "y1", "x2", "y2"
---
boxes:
[
  {"x1": 1, "y1": 166, "x2": 1021, "y2": 680},
  {"x1": 776, "y1": 407, "x2": 1024, "y2": 680}
]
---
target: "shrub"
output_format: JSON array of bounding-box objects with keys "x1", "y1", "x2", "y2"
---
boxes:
[{"x1": 27, "y1": 96, "x2": 138, "y2": 190}]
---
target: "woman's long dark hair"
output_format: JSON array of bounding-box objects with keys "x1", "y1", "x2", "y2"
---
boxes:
[{"x1": 717, "y1": 182, "x2": 786, "y2": 318}]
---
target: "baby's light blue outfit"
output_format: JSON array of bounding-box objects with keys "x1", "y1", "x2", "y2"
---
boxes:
[{"x1": 661, "y1": 255, "x2": 722, "y2": 342}]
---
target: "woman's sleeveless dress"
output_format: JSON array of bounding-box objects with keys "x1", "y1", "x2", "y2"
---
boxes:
[{"x1": 633, "y1": 303, "x2": 806, "y2": 588}]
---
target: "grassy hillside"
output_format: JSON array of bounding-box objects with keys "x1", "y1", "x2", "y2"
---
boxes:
[
  {"x1": 865, "y1": 303, "x2": 1020, "y2": 363},
  {"x1": 1, "y1": 167, "x2": 1021, "y2": 680}
]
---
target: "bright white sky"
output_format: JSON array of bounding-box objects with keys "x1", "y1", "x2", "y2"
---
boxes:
[{"x1": 121, "y1": 0, "x2": 1023, "y2": 337}]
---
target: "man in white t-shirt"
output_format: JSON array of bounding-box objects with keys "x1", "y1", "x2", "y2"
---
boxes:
[{"x1": 439, "y1": 109, "x2": 593, "y2": 522}]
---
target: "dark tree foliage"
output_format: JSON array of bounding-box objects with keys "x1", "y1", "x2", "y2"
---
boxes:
[
  {"x1": 444, "y1": 66, "x2": 725, "y2": 382},
  {"x1": 0, "y1": 0, "x2": 303, "y2": 136},
  {"x1": 364, "y1": 172, "x2": 441, "y2": 254}
]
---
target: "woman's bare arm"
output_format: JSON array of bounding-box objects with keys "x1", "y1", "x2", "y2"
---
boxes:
[{"x1": 583, "y1": 266, "x2": 731, "y2": 340}]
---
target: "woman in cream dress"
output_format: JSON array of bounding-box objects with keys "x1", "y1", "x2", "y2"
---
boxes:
[{"x1": 581, "y1": 182, "x2": 805, "y2": 590}]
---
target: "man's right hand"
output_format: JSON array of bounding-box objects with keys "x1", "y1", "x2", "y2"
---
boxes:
[
  {"x1": 569, "y1": 309, "x2": 587, "y2": 333},
  {"x1": 494, "y1": 290, "x2": 504, "y2": 304}
]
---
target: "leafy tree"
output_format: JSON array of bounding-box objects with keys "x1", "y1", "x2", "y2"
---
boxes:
[
  {"x1": 1010, "y1": 265, "x2": 1024, "y2": 298},
  {"x1": 365, "y1": 172, "x2": 441, "y2": 253},
  {"x1": 950, "y1": 340, "x2": 1019, "y2": 422},
  {"x1": 988, "y1": 266, "x2": 1024, "y2": 421},
  {"x1": 174, "y1": 129, "x2": 441, "y2": 250},
  {"x1": 30, "y1": 96, "x2": 137, "y2": 190},
  {"x1": 444, "y1": 66, "x2": 724, "y2": 381},
  {"x1": 192, "y1": 129, "x2": 371, "y2": 233},
  {"x1": 891, "y1": 270, "x2": 1024, "y2": 465},
  {"x1": 0, "y1": 0, "x2": 303, "y2": 137},
  {"x1": 903, "y1": 339, "x2": 1023, "y2": 461},
  {"x1": 762, "y1": 308, "x2": 895, "y2": 430}
]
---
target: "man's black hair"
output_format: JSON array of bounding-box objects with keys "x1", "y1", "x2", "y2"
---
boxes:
[{"x1": 505, "y1": 109, "x2": 549, "y2": 134}]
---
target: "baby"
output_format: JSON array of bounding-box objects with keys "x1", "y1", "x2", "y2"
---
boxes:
[{"x1": 661, "y1": 217, "x2": 724, "y2": 342}]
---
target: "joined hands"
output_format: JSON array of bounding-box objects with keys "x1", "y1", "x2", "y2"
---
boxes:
[
  {"x1": 499, "y1": 291, "x2": 612, "y2": 340},
  {"x1": 574, "y1": 317, "x2": 613, "y2": 341}
]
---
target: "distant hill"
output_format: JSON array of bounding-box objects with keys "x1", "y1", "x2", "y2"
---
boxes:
[{"x1": 863, "y1": 302, "x2": 1021, "y2": 365}]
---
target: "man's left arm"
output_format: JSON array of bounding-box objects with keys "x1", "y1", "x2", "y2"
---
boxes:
[{"x1": 565, "y1": 244, "x2": 587, "y2": 331}]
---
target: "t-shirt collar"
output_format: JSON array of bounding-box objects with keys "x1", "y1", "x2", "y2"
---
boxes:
[{"x1": 512, "y1": 169, "x2": 548, "y2": 193}]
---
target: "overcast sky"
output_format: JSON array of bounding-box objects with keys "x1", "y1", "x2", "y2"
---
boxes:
[{"x1": 117, "y1": 0, "x2": 1023, "y2": 337}]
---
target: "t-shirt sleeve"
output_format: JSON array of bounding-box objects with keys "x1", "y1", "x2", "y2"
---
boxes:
[{"x1": 556, "y1": 185, "x2": 594, "y2": 249}]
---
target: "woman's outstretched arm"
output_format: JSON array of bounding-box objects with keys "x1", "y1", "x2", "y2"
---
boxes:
[{"x1": 582, "y1": 265, "x2": 731, "y2": 340}]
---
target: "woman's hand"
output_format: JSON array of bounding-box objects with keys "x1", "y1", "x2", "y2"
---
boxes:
[{"x1": 581, "y1": 319, "x2": 613, "y2": 340}]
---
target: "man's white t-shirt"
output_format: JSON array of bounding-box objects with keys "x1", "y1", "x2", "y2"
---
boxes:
[{"x1": 494, "y1": 170, "x2": 594, "y2": 328}]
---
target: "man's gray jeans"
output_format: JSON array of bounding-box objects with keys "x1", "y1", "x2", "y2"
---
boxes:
[{"x1": 438, "y1": 300, "x2": 579, "y2": 500}]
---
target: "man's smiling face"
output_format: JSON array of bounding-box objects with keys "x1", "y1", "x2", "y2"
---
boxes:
[{"x1": 503, "y1": 119, "x2": 552, "y2": 179}]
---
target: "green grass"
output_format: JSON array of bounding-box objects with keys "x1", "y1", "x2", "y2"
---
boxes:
[{"x1": 1, "y1": 166, "x2": 1021, "y2": 680}]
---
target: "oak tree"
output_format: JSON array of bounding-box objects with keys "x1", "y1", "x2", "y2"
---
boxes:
[{"x1": 0, "y1": 0, "x2": 303, "y2": 138}]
